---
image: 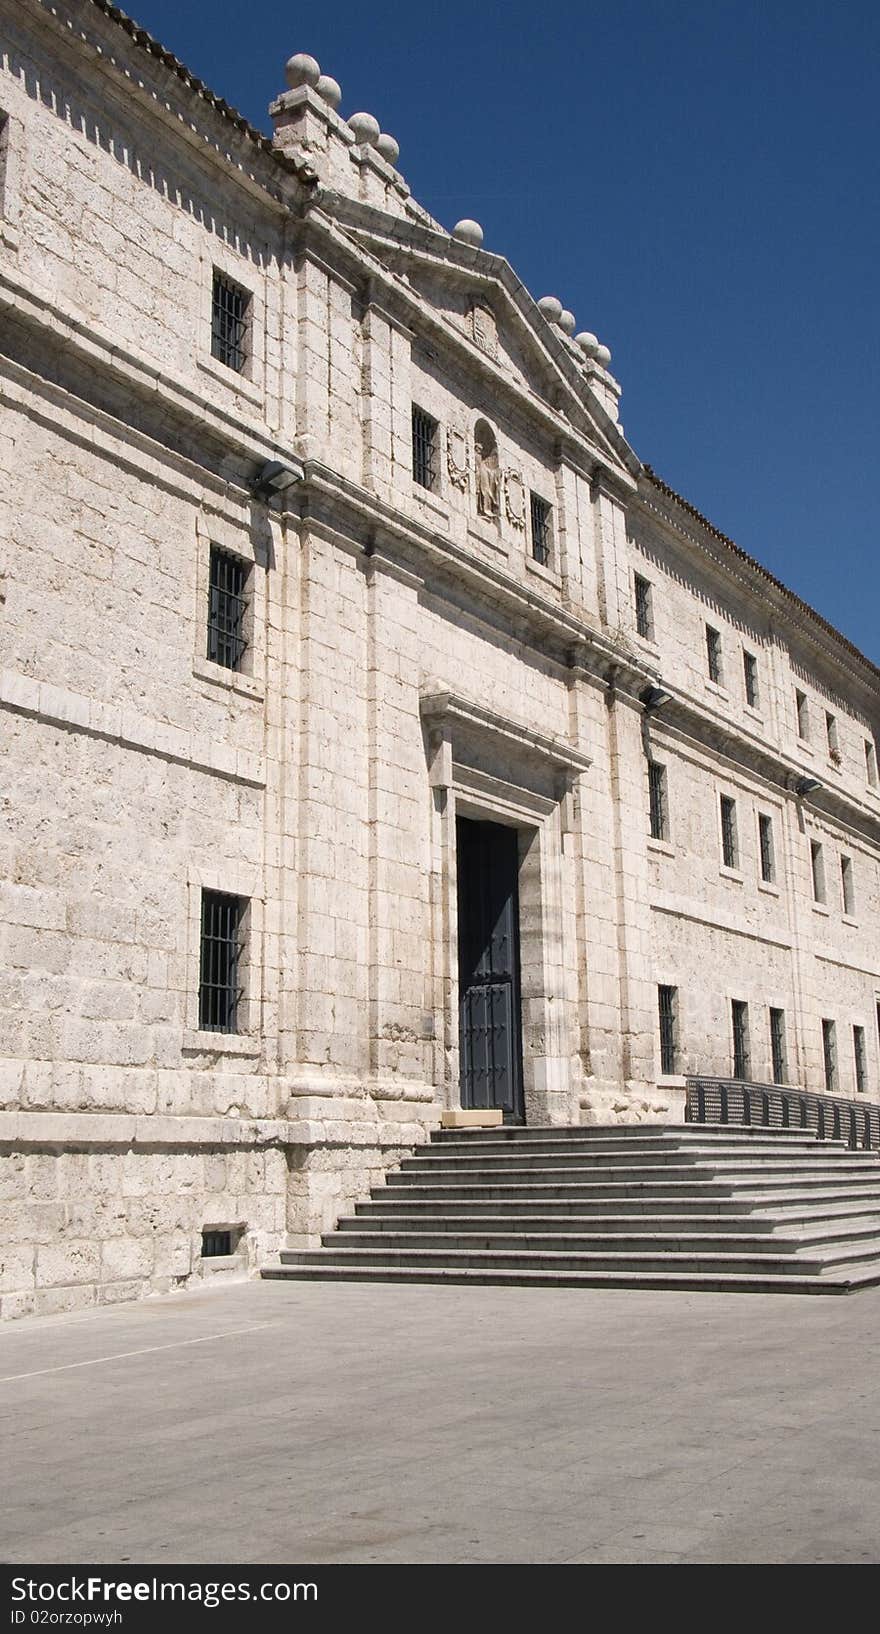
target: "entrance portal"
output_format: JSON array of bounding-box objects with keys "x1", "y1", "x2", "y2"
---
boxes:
[{"x1": 456, "y1": 816, "x2": 525, "y2": 1123}]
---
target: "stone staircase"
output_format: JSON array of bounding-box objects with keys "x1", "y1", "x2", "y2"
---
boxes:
[{"x1": 262, "y1": 1124, "x2": 880, "y2": 1294}]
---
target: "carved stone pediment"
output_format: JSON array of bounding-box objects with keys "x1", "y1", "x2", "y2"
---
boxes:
[{"x1": 470, "y1": 300, "x2": 498, "y2": 359}]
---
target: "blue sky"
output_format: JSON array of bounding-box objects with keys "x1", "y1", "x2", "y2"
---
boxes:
[{"x1": 131, "y1": 0, "x2": 879, "y2": 662}]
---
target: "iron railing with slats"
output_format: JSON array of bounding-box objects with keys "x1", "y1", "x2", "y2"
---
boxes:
[{"x1": 686, "y1": 1076, "x2": 880, "y2": 1152}]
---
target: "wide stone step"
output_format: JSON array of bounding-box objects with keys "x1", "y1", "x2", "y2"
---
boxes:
[
  {"x1": 379, "y1": 1179, "x2": 880, "y2": 1204},
  {"x1": 324, "y1": 1229, "x2": 810, "y2": 1255},
  {"x1": 423, "y1": 1134, "x2": 841, "y2": 1157},
  {"x1": 398, "y1": 1148, "x2": 869, "y2": 1172},
  {"x1": 428, "y1": 1124, "x2": 843, "y2": 1143},
  {"x1": 386, "y1": 1164, "x2": 879, "y2": 1192},
  {"x1": 279, "y1": 1244, "x2": 836, "y2": 1275},
  {"x1": 340, "y1": 1209, "x2": 880, "y2": 1242},
  {"x1": 354, "y1": 1187, "x2": 880, "y2": 1220},
  {"x1": 262, "y1": 1261, "x2": 880, "y2": 1294}
]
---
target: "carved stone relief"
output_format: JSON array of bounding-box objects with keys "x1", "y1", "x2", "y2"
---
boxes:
[
  {"x1": 504, "y1": 469, "x2": 526, "y2": 529},
  {"x1": 470, "y1": 301, "x2": 498, "y2": 359},
  {"x1": 446, "y1": 426, "x2": 469, "y2": 491}
]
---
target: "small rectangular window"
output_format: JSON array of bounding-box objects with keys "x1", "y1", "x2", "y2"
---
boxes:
[
  {"x1": 758, "y1": 813, "x2": 775, "y2": 884},
  {"x1": 769, "y1": 1007, "x2": 787, "y2": 1085},
  {"x1": 529, "y1": 493, "x2": 552, "y2": 566},
  {"x1": 706, "y1": 625, "x2": 723, "y2": 686},
  {"x1": 207, "y1": 546, "x2": 250, "y2": 672},
  {"x1": 201, "y1": 1229, "x2": 233, "y2": 1258},
  {"x1": 634, "y1": 574, "x2": 654, "y2": 641},
  {"x1": 822, "y1": 1018, "x2": 838, "y2": 1093},
  {"x1": 199, "y1": 890, "x2": 245, "y2": 1034},
  {"x1": 840, "y1": 854, "x2": 855, "y2": 917},
  {"x1": 411, "y1": 405, "x2": 438, "y2": 490},
  {"x1": 743, "y1": 650, "x2": 759, "y2": 709},
  {"x1": 211, "y1": 270, "x2": 251, "y2": 373},
  {"x1": 810, "y1": 839, "x2": 826, "y2": 903},
  {"x1": 731, "y1": 999, "x2": 750, "y2": 1080},
  {"x1": 865, "y1": 739, "x2": 878, "y2": 787},
  {"x1": 853, "y1": 1025, "x2": 867, "y2": 1094},
  {"x1": 658, "y1": 985, "x2": 678, "y2": 1074},
  {"x1": 826, "y1": 712, "x2": 839, "y2": 758},
  {"x1": 796, "y1": 689, "x2": 810, "y2": 741},
  {"x1": 720, "y1": 794, "x2": 739, "y2": 870},
  {"x1": 648, "y1": 761, "x2": 669, "y2": 842}
]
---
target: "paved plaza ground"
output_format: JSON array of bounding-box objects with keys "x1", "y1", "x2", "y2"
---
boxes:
[{"x1": 2, "y1": 1277, "x2": 879, "y2": 1564}]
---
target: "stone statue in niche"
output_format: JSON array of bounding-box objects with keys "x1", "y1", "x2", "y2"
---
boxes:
[{"x1": 474, "y1": 419, "x2": 500, "y2": 520}]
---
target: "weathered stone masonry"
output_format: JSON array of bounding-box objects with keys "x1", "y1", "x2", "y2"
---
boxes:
[{"x1": 1, "y1": 1, "x2": 879, "y2": 1316}]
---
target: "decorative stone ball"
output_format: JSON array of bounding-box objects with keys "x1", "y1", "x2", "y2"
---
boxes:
[
  {"x1": 537, "y1": 295, "x2": 563, "y2": 322},
  {"x1": 575, "y1": 331, "x2": 599, "y2": 358},
  {"x1": 452, "y1": 219, "x2": 484, "y2": 248},
  {"x1": 376, "y1": 133, "x2": 400, "y2": 165},
  {"x1": 285, "y1": 53, "x2": 321, "y2": 89},
  {"x1": 559, "y1": 309, "x2": 576, "y2": 335},
  {"x1": 316, "y1": 75, "x2": 342, "y2": 109},
  {"x1": 347, "y1": 112, "x2": 381, "y2": 147},
  {"x1": 594, "y1": 343, "x2": 612, "y2": 368}
]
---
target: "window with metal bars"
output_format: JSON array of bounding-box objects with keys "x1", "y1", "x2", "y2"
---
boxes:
[
  {"x1": 207, "y1": 546, "x2": 250, "y2": 671},
  {"x1": 822, "y1": 1018, "x2": 838, "y2": 1092},
  {"x1": 201, "y1": 1229, "x2": 233, "y2": 1258},
  {"x1": 853, "y1": 1025, "x2": 868, "y2": 1094},
  {"x1": 634, "y1": 574, "x2": 653, "y2": 641},
  {"x1": 198, "y1": 890, "x2": 245, "y2": 1033},
  {"x1": 529, "y1": 492, "x2": 552, "y2": 566},
  {"x1": 743, "y1": 650, "x2": 759, "y2": 709},
  {"x1": 706, "y1": 625, "x2": 723, "y2": 686},
  {"x1": 731, "y1": 999, "x2": 750, "y2": 1080},
  {"x1": 810, "y1": 839, "x2": 826, "y2": 903},
  {"x1": 648, "y1": 761, "x2": 668, "y2": 842},
  {"x1": 658, "y1": 985, "x2": 678, "y2": 1075},
  {"x1": 211, "y1": 270, "x2": 250, "y2": 372},
  {"x1": 720, "y1": 794, "x2": 738, "y2": 869},
  {"x1": 796, "y1": 689, "x2": 810, "y2": 741},
  {"x1": 411, "y1": 405, "x2": 438, "y2": 490},
  {"x1": 769, "y1": 1007, "x2": 787, "y2": 1085},
  {"x1": 758, "y1": 813, "x2": 775, "y2": 883},
  {"x1": 840, "y1": 853, "x2": 855, "y2": 916}
]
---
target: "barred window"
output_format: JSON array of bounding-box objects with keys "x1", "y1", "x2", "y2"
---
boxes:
[
  {"x1": 706, "y1": 626, "x2": 723, "y2": 686},
  {"x1": 853, "y1": 1025, "x2": 868, "y2": 1094},
  {"x1": 743, "y1": 650, "x2": 759, "y2": 709},
  {"x1": 758, "y1": 813, "x2": 775, "y2": 884},
  {"x1": 841, "y1": 854, "x2": 855, "y2": 917},
  {"x1": 412, "y1": 405, "x2": 438, "y2": 490},
  {"x1": 530, "y1": 493, "x2": 552, "y2": 566},
  {"x1": 720, "y1": 794, "x2": 738, "y2": 870},
  {"x1": 796, "y1": 689, "x2": 810, "y2": 741},
  {"x1": 634, "y1": 574, "x2": 653, "y2": 641},
  {"x1": 648, "y1": 761, "x2": 668, "y2": 842},
  {"x1": 199, "y1": 890, "x2": 245, "y2": 1034},
  {"x1": 822, "y1": 1018, "x2": 838, "y2": 1093},
  {"x1": 658, "y1": 985, "x2": 678, "y2": 1075},
  {"x1": 769, "y1": 1007, "x2": 787, "y2": 1086},
  {"x1": 211, "y1": 270, "x2": 250, "y2": 373},
  {"x1": 810, "y1": 839, "x2": 826, "y2": 903},
  {"x1": 731, "y1": 999, "x2": 750, "y2": 1080},
  {"x1": 207, "y1": 546, "x2": 250, "y2": 672}
]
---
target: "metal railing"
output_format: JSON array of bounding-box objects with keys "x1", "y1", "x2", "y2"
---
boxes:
[{"x1": 686, "y1": 1076, "x2": 880, "y2": 1152}]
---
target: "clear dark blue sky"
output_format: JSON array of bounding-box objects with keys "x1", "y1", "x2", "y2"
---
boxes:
[{"x1": 131, "y1": 0, "x2": 879, "y2": 661}]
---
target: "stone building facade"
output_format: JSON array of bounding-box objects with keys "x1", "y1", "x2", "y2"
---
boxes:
[{"x1": 1, "y1": 0, "x2": 879, "y2": 1317}]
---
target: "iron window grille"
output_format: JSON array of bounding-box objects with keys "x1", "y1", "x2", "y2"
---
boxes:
[
  {"x1": 769, "y1": 1008, "x2": 787, "y2": 1085},
  {"x1": 201, "y1": 1229, "x2": 233, "y2": 1258},
  {"x1": 841, "y1": 854, "x2": 855, "y2": 916},
  {"x1": 634, "y1": 574, "x2": 653, "y2": 641},
  {"x1": 207, "y1": 546, "x2": 250, "y2": 671},
  {"x1": 411, "y1": 405, "x2": 438, "y2": 490},
  {"x1": 648, "y1": 761, "x2": 668, "y2": 842},
  {"x1": 530, "y1": 493, "x2": 552, "y2": 566},
  {"x1": 810, "y1": 839, "x2": 826, "y2": 903},
  {"x1": 853, "y1": 1025, "x2": 868, "y2": 1094},
  {"x1": 743, "y1": 650, "x2": 759, "y2": 709},
  {"x1": 731, "y1": 999, "x2": 750, "y2": 1080},
  {"x1": 706, "y1": 626, "x2": 723, "y2": 685},
  {"x1": 796, "y1": 689, "x2": 810, "y2": 740},
  {"x1": 211, "y1": 270, "x2": 250, "y2": 373},
  {"x1": 758, "y1": 813, "x2": 775, "y2": 883},
  {"x1": 822, "y1": 1018, "x2": 838, "y2": 1092},
  {"x1": 658, "y1": 985, "x2": 678, "y2": 1075},
  {"x1": 720, "y1": 795, "x2": 738, "y2": 869},
  {"x1": 199, "y1": 890, "x2": 245, "y2": 1034}
]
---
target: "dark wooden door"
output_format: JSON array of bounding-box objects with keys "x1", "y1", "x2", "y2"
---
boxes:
[{"x1": 456, "y1": 817, "x2": 524, "y2": 1123}]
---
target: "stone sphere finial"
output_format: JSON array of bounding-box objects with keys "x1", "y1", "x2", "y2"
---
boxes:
[
  {"x1": 347, "y1": 112, "x2": 381, "y2": 146},
  {"x1": 452, "y1": 219, "x2": 484, "y2": 248},
  {"x1": 575, "y1": 331, "x2": 599, "y2": 358},
  {"x1": 376, "y1": 132, "x2": 400, "y2": 165},
  {"x1": 316, "y1": 75, "x2": 342, "y2": 109},
  {"x1": 285, "y1": 53, "x2": 321, "y2": 89},
  {"x1": 594, "y1": 343, "x2": 612, "y2": 368},
  {"x1": 537, "y1": 295, "x2": 563, "y2": 322},
  {"x1": 559, "y1": 309, "x2": 576, "y2": 336}
]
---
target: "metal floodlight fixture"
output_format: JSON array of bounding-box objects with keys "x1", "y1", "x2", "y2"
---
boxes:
[
  {"x1": 252, "y1": 457, "x2": 305, "y2": 502},
  {"x1": 795, "y1": 775, "x2": 822, "y2": 797},
  {"x1": 640, "y1": 683, "x2": 674, "y2": 713}
]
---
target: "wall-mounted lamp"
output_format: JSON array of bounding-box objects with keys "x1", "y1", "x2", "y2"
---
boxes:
[
  {"x1": 795, "y1": 775, "x2": 822, "y2": 797},
  {"x1": 640, "y1": 683, "x2": 674, "y2": 713},
  {"x1": 252, "y1": 457, "x2": 305, "y2": 502}
]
